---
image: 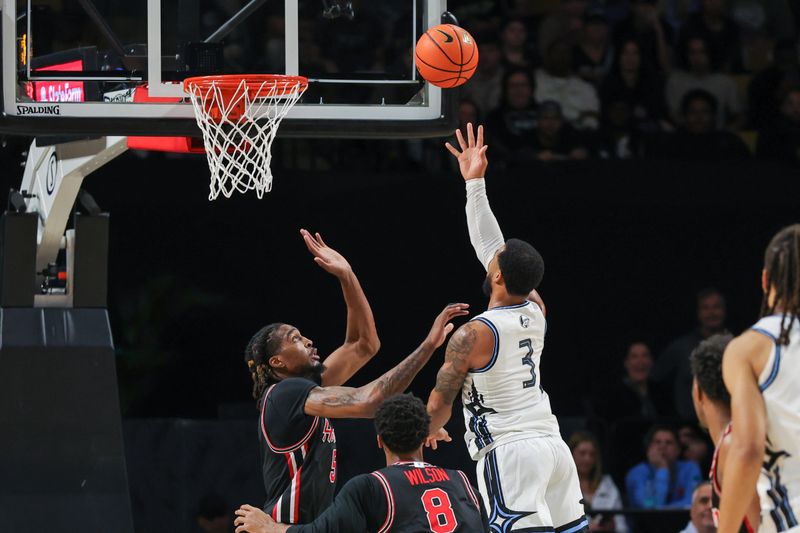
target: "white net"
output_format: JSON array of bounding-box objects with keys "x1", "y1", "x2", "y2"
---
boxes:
[{"x1": 184, "y1": 76, "x2": 307, "y2": 200}]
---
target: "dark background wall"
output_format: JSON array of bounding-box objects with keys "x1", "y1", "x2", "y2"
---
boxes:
[
  {"x1": 57, "y1": 151, "x2": 797, "y2": 419},
  {"x1": 3, "y1": 145, "x2": 799, "y2": 531}
]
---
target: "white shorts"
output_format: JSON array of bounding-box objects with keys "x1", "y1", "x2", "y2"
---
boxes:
[{"x1": 476, "y1": 435, "x2": 588, "y2": 533}]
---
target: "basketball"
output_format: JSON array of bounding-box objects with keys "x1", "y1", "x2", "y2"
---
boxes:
[{"x1": 415, "y1": 24, "x2": 479, "y2": 89}]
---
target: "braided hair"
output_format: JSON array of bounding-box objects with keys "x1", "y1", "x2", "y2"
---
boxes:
[
  {"x1": 244, "y1": 323, "x2": 286, "y2": 403},
  {"x1": 760, "y1": 225, "x2": 800, "y2": 345}
]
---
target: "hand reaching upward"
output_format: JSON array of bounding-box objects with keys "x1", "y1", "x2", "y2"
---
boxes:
[
  {"x1": 445, "y1": 123, "x2": 489, "y2": 181},
  {"x1": 301, "y1": 229, "x2": 352, "y2": 279}
]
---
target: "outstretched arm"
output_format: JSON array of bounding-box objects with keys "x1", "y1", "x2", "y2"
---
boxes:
[
  {"x1": 446, "y1": 125, "x2": 547, "y2": 317},
  {"x1": 718, "y1": 331, "x2": 771, "y2": 533},
  {"x1": 446, "y1": 124, "x2": 504, "y2": 271},
  {"x1": 299, "y1": 229, "x2": 381, "y2": 387},
  {"x1": 235, "y1": 475, "x2": 378, "y2": 533},
  {"x1": 427, "y1": 320, "x2": 494, "y2": 437},
  {"x1": 303, "y1": 303, "x2": 469, "y2": 419}
]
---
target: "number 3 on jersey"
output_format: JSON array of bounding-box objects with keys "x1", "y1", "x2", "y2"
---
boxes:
[
  {"x1": 421, "y1": 488, "x2": 457, "y2": 533},
  {"x1": 520, "y1": 338, "x2": 536, "y2": 389}
]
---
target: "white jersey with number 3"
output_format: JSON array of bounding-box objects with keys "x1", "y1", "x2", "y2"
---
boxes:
[{"x1": 461, "y1": 300, "x2": 560, "y2": 460}]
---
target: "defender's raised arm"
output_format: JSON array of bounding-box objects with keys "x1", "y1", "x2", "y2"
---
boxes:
[
  {"x1": 299, "y1": 229, "x2": 380, "y2": 387},
  {"x1": 304, "y1": 303, "x2": 469, "y2": 419}
]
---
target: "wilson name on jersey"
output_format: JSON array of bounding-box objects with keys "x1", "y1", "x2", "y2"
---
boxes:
[
  {"x1": 370, "y1": 462, "x2": 487, "y2": 533},
  {"x1": 461, "y1": 301, "x2": 559, "y2": 460},
  {"x1": 751, "y1": 315, "x2": 800, "y2": 533}
]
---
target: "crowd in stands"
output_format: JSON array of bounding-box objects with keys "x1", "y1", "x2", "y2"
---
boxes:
[
  {"x1": 447, "y1": 0, "x2": 800, "y2": 164},
  {"x1": 561, "y1": 287, "x2": 732, "y2": 531}
]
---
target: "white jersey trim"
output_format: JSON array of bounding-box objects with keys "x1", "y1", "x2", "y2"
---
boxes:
[
  {"x1": 751, "y1": 326, "x2": 781, "y2": 391},
  {"x1": 471, "y1": 317, "x2": 499, "y2": 373}
]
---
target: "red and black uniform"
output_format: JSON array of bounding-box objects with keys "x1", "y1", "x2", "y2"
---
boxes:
[
  {"x1": 710, "y1": 422, "x2": 755, "y2": 533},
  {"x1": 259, "y1": 378, "x2": 337, "y2": 525},
  {"x1": 287, "y1": 461, "x2": 488, "y2": 533}
]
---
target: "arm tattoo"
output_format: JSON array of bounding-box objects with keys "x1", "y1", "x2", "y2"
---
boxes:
[
  {"x1": 434, "y1": 325, "x2": 476, "y2": 403},
  {"x1": 375, "y1": 343, "x2": 432, "y2": 397},
  {"x1": 308, "y1": 339, "x2": 435, "y2": 414},
  {"x1": 309, "y1": 387, "x2": 361, "y2": 408}
]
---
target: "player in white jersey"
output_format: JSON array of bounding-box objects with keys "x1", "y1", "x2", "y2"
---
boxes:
[
  {"x1": 425, "y1": 124, "x2": 587, "y2": 533},
  {"x1": 718, "y1": 224, "x2": 800, "y2": 533}
]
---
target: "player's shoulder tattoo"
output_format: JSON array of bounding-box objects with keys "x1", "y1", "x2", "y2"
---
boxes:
[
  {"x1": 446, "y1": 322, "x2": 479, "y2": 364},
  {"x1": 433, "y1": 323, "x2": 480, "y2": 401}
]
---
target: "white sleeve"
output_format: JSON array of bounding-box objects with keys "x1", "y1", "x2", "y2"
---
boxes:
[{"x1": 465, "y1": 178, "x2": 505, "y2": 271}]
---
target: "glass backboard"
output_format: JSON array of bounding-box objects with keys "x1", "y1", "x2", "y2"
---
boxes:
[{"x1": 0, "y1": 0, "x2": 456, "y2": 137}]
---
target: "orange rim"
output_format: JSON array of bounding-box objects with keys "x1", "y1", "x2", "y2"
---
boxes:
[{"x1": 183, "y1": 74, "x2": 309, "y2": 99}]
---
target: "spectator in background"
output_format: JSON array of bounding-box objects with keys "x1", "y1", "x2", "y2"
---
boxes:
[
  {"x1": 680, "y1": 0, "x2": 742, "y2": 72},
  {"x1": 649, "y1": 89, "x2": 750, "y2": 159},
  {"x1": 677, "y1": 482, "x2": 716, "y2": 533},
  {"x1": 600, "y1": 38, "x2": 669, "y2": 133},
  {"x1": 406, "y1": 99, "x2": 480, "y2": 172},
  {"x1": 749, "y1": 40, "x2": 800, "y2": 130},
  {"x1": 625, "y1": 425, "x2": 703, "y2": 508},
  {"x1": 462, "y1": 34, "x2": 505, "y2": 117},
  {"x1": 678, "y1": 424, "x2": 712, "y2": 474},
  {"x1": 614, "y1": 0, "x2": 674, "y2": 74},
  {"x1": 574, "y1": 8, "x2": 615, "y2": 87},
  {"x1": 485, "y1": 67, "x2": 539, "y2": 162},
  {"x1": 539, "y1": 0, "x2": 589, "y2": 57},
  {"x1": 569, "y1": 431, "x2": 628, "y2": 533},
  {"x1": 500, "y1": 18, "x2": 534, "y2": 68},
  {"x1": 598, "y1": 342, "x2": 673, "y2": 421},
  {"x1": 196, "y1": 493, "x2": 230, "y2": 533},
  {"x1": 596, "y1": 98, "x2": 639, "y2": 158},
  {"x1": 652, "y1": 288, "x2": 728, "y2": 421},
  {"x1": 536, "y1": 40, "x2": 600, "y2": 129},
  {"x1": 666, "y1": 36, "x2": 743, "y2": 129},
  {"x1": 757, "y1": 84, "x2": 800, "y2": 163},
  {"x1": 530, "y1": 101, "x2": 590, "y2": 161},
  {"x1": 458, "y1": 99, "x2": 480, "y2": 136}
]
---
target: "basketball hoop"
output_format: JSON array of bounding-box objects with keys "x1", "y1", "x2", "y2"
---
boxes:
[{"x1": 183, "y1": 74, "x2": 308, "y2": 200}]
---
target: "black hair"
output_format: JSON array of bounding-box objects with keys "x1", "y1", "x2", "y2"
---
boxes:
[
  {"x1": 690, "y1": 333, "x2": 733, "y2": 404},
  {"x1": 459, "y1": 97, "x2": 481, "y2": 122},
  {"x1": 500, "y1": 66, "x2": 536, "y2": 109},
  {"x1": 679, "y1": 34, "x2": 712, "y2": 70},
  {"x1": 537, "y1": 100, "x2": 564, "y2": 119},
  {"x1": 497, "y1": 238, "x2": 545, "y2": 296},
  {"x1": 500, "y1": 16, "x2": 528, "y2": 34},
  {"x1": 244, "y1": 323, "x2": 286, "y2": 402},
  {"x1": 760, "y1": 224, "x2": 800, "y2": 345},
  {"x1": 643, "y1": 424, "x2": 678, "y2": 449},
  {"x1": 679, "y1": 422, "x2": 706, "y2": 442},
  {"x1": 374, "y1": 394, "x2": 431, "y2": 454},
  {"x1": 681, "y1": 88, "x2": 718, "y2": 116},
  {"x1": 697, "y1": 287, "x2": 725, "y2": 306}
]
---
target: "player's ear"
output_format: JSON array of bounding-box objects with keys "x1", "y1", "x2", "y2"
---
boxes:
[
  {"x1": 376, "y1": 435, "x2": 384, "y2": 450},
  {"x1": 761, "y1": 269, "x2": 768, "y2": 293},
  {"x1": 269, "y1": 355, "x2": 284, "y2": 369}
]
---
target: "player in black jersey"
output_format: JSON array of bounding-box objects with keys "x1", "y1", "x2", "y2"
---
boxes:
[
  {"x1": 234, "y1": 394, "x2": 489, "y2": 533},
  {"x1": 690, "y1": 334, "x2": 759, "y2": 533},
  {"x1": 244, "y1": 230, "x2": 468, "y2": 525}
]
